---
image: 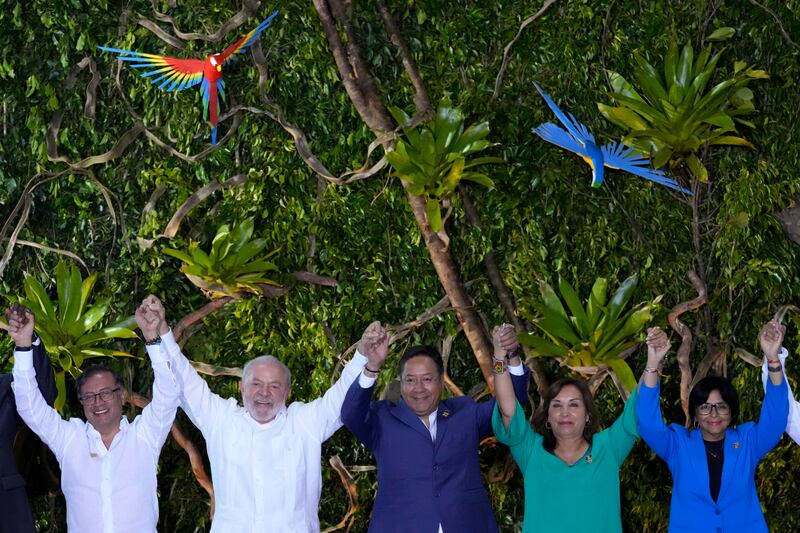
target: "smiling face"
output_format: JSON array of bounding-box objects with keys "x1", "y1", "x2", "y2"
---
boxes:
[
  {"x1": 79, "y1": 372, "x2": 124, "y2": 436},
  {"x1": 240, "y1": 359, "x2": 290, "y2": 424},
  {"x1": 400, "y1": 356, "x2": 444, "y2": 418},
  {"x1": 695, "y1": 389, "x2": 732, "y2": 441},
  {"x1": 547, "y1": 384, "x2": 589, "y2": 443}
]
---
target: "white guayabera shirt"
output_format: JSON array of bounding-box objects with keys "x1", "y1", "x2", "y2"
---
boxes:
[
  {"x1": 12, "y1": 342, "x2": 179, "y2": 533},
  {"x1": 161, "y1": 331, "x2": 366, "y2": 533}
]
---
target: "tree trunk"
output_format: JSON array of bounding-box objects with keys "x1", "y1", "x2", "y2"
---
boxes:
[{"x1": 312, "y1": 0, "x2": 497, "y2": 386}]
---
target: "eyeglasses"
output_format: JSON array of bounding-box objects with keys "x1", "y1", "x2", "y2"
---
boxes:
[
  {"x1": 697, "y1": 402, "x2": 730, "y2": 416},
  {"x1": 78, "y1": 387, "x2": 121, "y2": 405}
]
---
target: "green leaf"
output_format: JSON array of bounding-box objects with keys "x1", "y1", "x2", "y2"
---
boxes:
[
  {"x1": 538, "y1": 280, "x2": 570, "y2": 323},
  {"x1": 518, "y1": 333, "x2": 568, "y2": 356},
  {"x1": 606, "y1": 359, "x2": 638, "y2": 392},
  {"x1": 597, "y1": 103, "x2": 650, "y2": 130},
  {"x1": 707, "y1": 27, "x2": 735, "y2": 42},
  {"x1": 586, "y1": 278, "x2": 608, "y2": 329},
  {"x1": 702, "y1": 112, "x2": 736, "y2": 131},
  {"x1": 425, "y1": 197, "x2": 442, "y2": 232},
  {"x1": 558, "y1": 278, "x2": 590, "y2": 338},
  {"x1": 23, "y1": 275, "x2": 56, "y2": 321},
  {"x1": 460, "y1": 172, "x2": 494, "y2": 188},
  {"x1": 54, "y1": 371, "x2": 67, "y2": 413},
  {"x1": 162, "y1": 247, "x2": 195, "y2": 265},
  {"x1": 686, "y1": 154, "x2": 709, "y2": 181},
  {"x1": 708, "y1": 135, "x2": 755, "y2": 148},
  {"x1": 606, "y1": 275, "x2": 638, "y2": 325}
]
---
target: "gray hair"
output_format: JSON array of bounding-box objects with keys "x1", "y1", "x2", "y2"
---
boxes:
[{"x1": 242, "y1": 355, "x2": 291, "y2": 387}]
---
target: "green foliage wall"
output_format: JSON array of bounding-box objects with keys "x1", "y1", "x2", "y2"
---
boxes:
[{"x1": 1, "y1": 0, "x2": 799, "y2": 531}]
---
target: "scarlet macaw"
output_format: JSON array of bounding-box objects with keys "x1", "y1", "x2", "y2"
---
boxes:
[
  {"x1": 532, "y1": 82, "x2": 691, "y2": 194},
  {"x1": 98, "y1": 10, "x2": 279, "y2": 144}
]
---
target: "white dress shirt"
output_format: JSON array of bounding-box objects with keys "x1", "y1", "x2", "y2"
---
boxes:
[
  {"x1": 12, "y1": 341, "x2": 179, "y2": 533},
  {"x1": 161, "y1": 332, "x2": 366, "y2": 533},
  {"x1": 357, "y1": 361, "x2": 525, "y2": 533}
]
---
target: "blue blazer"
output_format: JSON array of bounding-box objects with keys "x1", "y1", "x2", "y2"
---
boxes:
[
  {"x1": 0, "y1": 341, "x2": 56, "y2": 533},
  {"x1": 342, "y1": 367, "x2": 529, "y2": 533},
  {"x1": 637, "y1": 379, "x2": 788, "y2": 533}
]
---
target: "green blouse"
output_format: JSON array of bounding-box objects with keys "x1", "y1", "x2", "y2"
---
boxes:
[{"x1": 492, "y1": 390, "x2": 638, "y2": 533}]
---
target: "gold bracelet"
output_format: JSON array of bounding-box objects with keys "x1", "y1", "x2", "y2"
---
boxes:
[{"x1": 644, "y1": 367, "x2": 661, "y2": 375}]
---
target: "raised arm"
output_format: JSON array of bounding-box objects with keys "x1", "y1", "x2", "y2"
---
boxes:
[
  {"x1": 636, "y1": 327, "x2": 676, "y2": 461},
  {"x1": 134, "y1": 296, "x2": 180, "y2": 451},
  {"x1": 145, "y1": 296, "x2": 230, "y2": 433},
  {"x1": 492, "y1": 324, "x2": 522, "y2": 430},
  {"x1": 7, "y1": 305, "x2": 71, "y2": 458},
  {"x1": 760, "y1": 347, "x2": 800, "y2": 444},
  {"x1": 302, "y1": 323, "x2": 378, "y2": 441},
  {"x1": 32, "y1": 336, "x2": 56, "y2": 406},
  {"x1": 341, "y1": 321, "x2": 389, "y2": 449},
  {"x1": 752, "y1": 319, "x2": 789, "y2": 456}
]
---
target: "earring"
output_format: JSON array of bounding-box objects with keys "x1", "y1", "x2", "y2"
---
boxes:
[
  {"x1": 586, "y1": 415, "x2": 591, "y2": 423},
  {"x1": 545, "y1": 421, "x2": 552, "y2": 430}
]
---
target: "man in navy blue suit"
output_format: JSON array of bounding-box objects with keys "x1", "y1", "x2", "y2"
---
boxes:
[
  {"x1": 342, "y1": 323, "x2": 529, "y2": 533},
  {"x1": 1, "y1": 304, "x2": 56, "y2": 533}
]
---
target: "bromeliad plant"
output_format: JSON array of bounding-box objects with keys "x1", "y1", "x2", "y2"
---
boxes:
[
  {"x1": 163, "y1": 218, "x2": 280, "y2": 299},
  {"x1": 519, "y1": 275, "x2": 661, "y2": 394},
  {"x1": 19, "y1": 262, "x2": 138, "y2": 411},
  {"x1": 386, "y1": 101, "x2": 503, "y2": 231},
  {"x1": 597, "y1": 29, "x2": 768, "y2": 182}
]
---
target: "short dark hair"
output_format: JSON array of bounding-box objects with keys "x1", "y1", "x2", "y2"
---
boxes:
[
  {"x1": 75, "y1": 365, "x2": 124, "y2": 396},
  {"x1": 398, "y1": 345, "x2": 444, "y2": 376},
  {"x1": 688, "y1": 376, "x2": 739, "y2": 427},
  {"x1": 532, "y1": 377, "x2": 600, "y2": 453}
]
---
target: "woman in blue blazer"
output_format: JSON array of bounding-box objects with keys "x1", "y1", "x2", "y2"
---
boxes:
[{"x1": 638, "y1": 321, "x2": 788, "y2": 532}]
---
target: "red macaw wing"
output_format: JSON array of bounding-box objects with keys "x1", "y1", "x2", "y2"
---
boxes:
[
  {"x1": 217, "y1": 10, "x2": 279, "y2": 65},
  {"x1": 98, "y1": 46, "x2": 206, "y2": 93}
]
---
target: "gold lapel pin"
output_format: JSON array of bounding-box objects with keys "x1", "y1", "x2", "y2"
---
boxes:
[{"x1": 442, "y1": 409, "x2": 450, "y2": 418}]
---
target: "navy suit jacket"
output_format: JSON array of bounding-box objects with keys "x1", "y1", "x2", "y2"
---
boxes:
[
  {"x1": 342, "y1": 366, "x2": 529, "y2": 533},
  {"x1": 0, "y1": 341, "x2": 56, "y2": 533}
]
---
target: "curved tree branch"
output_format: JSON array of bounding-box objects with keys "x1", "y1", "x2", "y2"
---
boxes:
[
  {"x1": 667, "y1": 270, "x2": 707, "y2": 422},
  {"x1": 492, "y1": 0, "x2": 558, "y2": 100},
  {"x1": 137, "y1": 174, "x2": 250, "y2": 249},
  {"x1": 141, "y1": 0, "x2": 261, "y2": 44},
  {"x1": 322, "y1": 455, "x2": 359, "y2": 533}
]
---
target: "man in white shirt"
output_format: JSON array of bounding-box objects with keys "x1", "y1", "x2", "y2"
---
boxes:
[
  {"x1": 8, "y1": 298, "x2": 179, "y2": 533},
  {"x1": 142, "y1": 296, "x2": 384, "y2": 533}
]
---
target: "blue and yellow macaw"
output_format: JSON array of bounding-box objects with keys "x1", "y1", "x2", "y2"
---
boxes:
[
  {"x1": 98, "y1": 10, "x2": 279, "y2": 144},
  {"x1": 532, "y1": 82, "x2": 691, "y2": 194}
]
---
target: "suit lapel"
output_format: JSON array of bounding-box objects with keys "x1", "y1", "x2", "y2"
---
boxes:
[
  {"x1": 392, "y1": 399, "x2": 435, "y2": 443},
  {"x1": 433, "y1": 402, "x2": 452, "y2": 454}
]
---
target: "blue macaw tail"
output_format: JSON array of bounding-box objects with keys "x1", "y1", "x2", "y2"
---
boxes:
[
  {"x1": 591, "y1": 164, "x2": 604, "y2": 188},
  {"x1": 211, "y1": 126, "x2": 218, "y2": 145}
]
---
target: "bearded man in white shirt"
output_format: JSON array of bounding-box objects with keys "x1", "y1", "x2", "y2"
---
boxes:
[
  {"x1": 7, "y1": 298, "x2": 179, "y2": 533},
  {"x1": 142, "y1": 296, "x2": 385, "y2": 533}
]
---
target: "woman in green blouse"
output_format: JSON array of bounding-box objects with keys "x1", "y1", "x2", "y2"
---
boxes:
[{"x1": 491, "y1": 324, "x2": 638, "y2": 533}]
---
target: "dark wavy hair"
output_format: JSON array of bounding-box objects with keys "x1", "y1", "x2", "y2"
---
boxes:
[
  {"x1": 532, "y1": 377, "x2": 600, "y2": 453},
  {"x1": 75, "y1": 365, "x2": 124, "y2": 396},
  {"x1": 398, "y1": 345, "x2": 444, "y2": 376},
  {"x1": 688, "y1": 376, "x2": 739, "y2": 427}
]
